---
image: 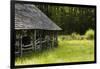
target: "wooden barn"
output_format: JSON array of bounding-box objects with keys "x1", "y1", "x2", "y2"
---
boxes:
[{"x1": 15, "y1": 4, "x2": 62, "y2": 56}]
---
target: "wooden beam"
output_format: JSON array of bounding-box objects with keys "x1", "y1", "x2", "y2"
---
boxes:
[
  {"x1": 34, "y1": 30, "x2": 36, "y2": 51},
  {"x1": 31, "y1": 30, "x2": 34, "y2": 50},
  {"x1": 40, "y1": 33, "x2": 42, "y2": 51},
  {"x1": 20, "y1": 34, "x2": 23, "y2": 56},
  {"x1": 52, "y1": 31, "x2": 55, "y2": 47},
  {"x1": 56, "y1": 31, "x2": 58, "y2": 47},
  {"x1": 54, "y1": 31, "x2": 58, "y2": 47}
]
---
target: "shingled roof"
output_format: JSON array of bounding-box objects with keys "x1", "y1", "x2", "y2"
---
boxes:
[{"x1": 15, "y1": 3, "x2": 62, "y2": 30}]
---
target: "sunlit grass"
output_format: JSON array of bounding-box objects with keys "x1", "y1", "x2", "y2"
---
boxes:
[{"x1": 15, "y1": 37, "x2": 94, "y2": 65}]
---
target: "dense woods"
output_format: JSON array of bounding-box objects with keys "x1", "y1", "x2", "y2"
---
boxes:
[{"x1": 34, "y1": 4, "x2": 95, "y2": 35}]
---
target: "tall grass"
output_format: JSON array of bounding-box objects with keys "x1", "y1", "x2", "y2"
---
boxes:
[{"x1": 15, "y1": 37, "x2": 94, "y2": 65}]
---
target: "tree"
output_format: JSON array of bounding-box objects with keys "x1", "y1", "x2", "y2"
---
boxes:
[{"x1": 35, "y1": 4, "x2": 95, "y2": 35}]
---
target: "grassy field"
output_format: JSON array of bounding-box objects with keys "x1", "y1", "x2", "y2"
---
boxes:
[{"x1": 15, "y1": 38, "x2": 94, "y2": 65}]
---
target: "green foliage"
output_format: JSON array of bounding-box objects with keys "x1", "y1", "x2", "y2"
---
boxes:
[
  {"x1": 15, "y1": 39, "x2": 94, "y2": 65},
  {"x1": 35, "y1": 4, "x2": 95, "y2": 34},
  {"x1": 85, "y1": 29, "x2": 94, "y2": 39},
  {"x1": 71, "y1": 32, "x2": 81, "y2": 40},
  {"x1": 59, "y1": 33, "x2": 82, "y2": 40}
]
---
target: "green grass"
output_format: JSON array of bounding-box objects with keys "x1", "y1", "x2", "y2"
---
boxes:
[{"x1": 15, "y1": 38, "x2": 94, "y2": 65}]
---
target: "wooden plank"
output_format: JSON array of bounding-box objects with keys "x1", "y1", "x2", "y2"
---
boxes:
[
  {"x1": 22, "y1": 47, "x2": 33, "y2": 50},
  {"x1": 42, "y1": 40, "x2": 46, "y2": 43},
  {"x1": 15, "y1": 51, "x2": 20, "y2": 54},
  {"x1": 22, "y1": 50, "x2": 33, "y2": 54},
  {"x1": 22, "y1": 43, "x2": 32, "y2": 47}
]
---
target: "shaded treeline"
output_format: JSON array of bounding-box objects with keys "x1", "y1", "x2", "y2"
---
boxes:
[{"x1": 34, "y1": 3, "x2": 95, "y2": 35}]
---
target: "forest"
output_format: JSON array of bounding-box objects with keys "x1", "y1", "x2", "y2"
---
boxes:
[{"x1": 35, "y1": 3, "x2": 95, "y2": 35}]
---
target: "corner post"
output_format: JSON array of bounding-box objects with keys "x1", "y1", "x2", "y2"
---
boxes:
[{"x1": 34, "y1": 30, "x2": 36, "y2": 52}]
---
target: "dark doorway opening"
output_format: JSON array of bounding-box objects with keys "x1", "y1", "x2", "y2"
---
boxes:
[{"x1": 22, "y1": 36, "x2": 31, "y2": 45}]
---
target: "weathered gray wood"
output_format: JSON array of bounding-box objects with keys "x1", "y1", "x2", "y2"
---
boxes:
[
  {"x1": 15, "y1": 4, "x2": 62, "y2": 30},
  {"x1": 40, "y1": 34, "x2": 42, "y2": 51},
  {"x1": 15, "y1": 51, "x2": 20, "y2": 54},
  {"x1": 34, "y1": 30, "x2": 36, "y2": 51},
  {"x1": 20, "y1": 35, "x2": 23, "y2": 56},
  {"x1": 22, "y1": 47, "x2": 33, "y2": 50},
  {"x1": 54, "y1": 31, "x2": 58, "y2": 47},
  {"x1": 52, "y1": 31, "x2": 58, "y2": 47},
  {"x1": 32, "y1": 31, "x2": 34, "y2": 50},
  {"x1": 52, "y1": 32, "x2": 55, "y2": 48},
  {"x1": 22, "y1": 43, "x2": 32, "y2": 47},
  {"x1": 55, "y1": 32, "x2": 58, "y2": 47}
]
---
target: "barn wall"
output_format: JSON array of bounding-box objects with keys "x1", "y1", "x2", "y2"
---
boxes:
[{"x1": 15, "y1": 29, "x2": 58, "y2": 56}]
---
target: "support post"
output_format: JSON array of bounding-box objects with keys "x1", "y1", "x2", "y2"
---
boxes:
[
  {"x1": 34, "y1": 30, "x2": 36, "y2": 51},
  {"x1": 40, "y1": 34, "x2": 42, "y2": 51},
  {"x1": 31, "y1": 30, "x2": 34, "y2": 50},
  {"x1": 53, "y1": 31, "x2": 55, "y2": 47},
  {"x1": 54, "y1": 31, "x2": 58, "y2": 47},
  {"x1": 55, "y1": 31, "x2": 58, "y2": 47},
  {"x1": 20, "y1": 35, "x2": 22, "y2": 56}
]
